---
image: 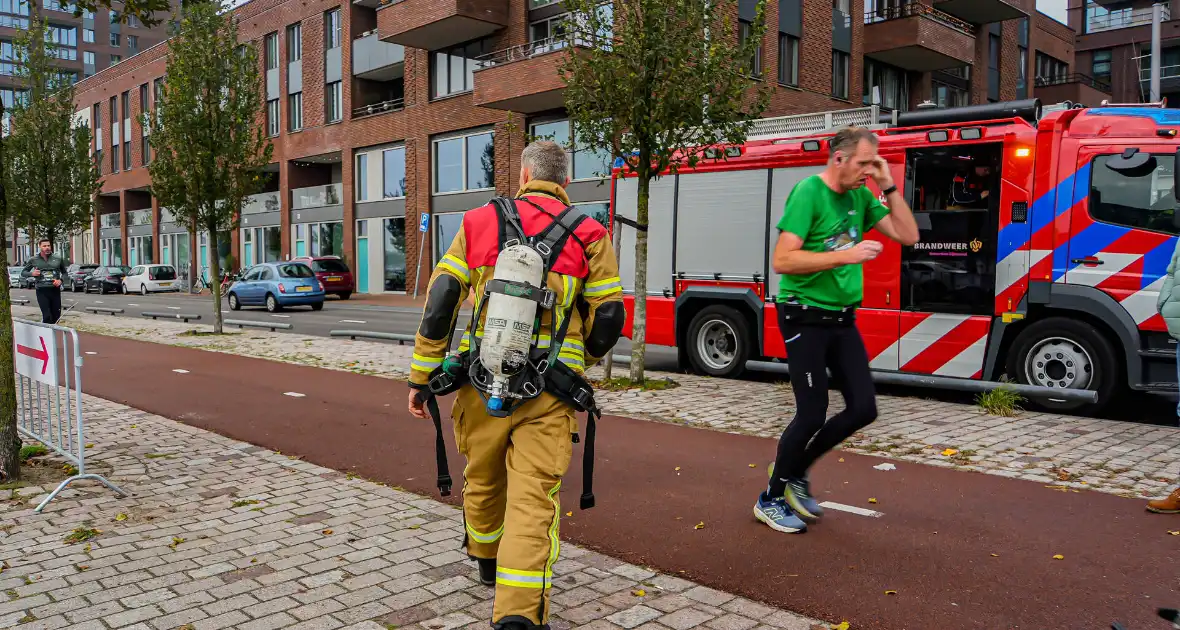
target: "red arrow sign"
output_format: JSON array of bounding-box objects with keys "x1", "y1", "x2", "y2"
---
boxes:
[{"x1": 16, "y1": 336, "x2": 48, "y2": 375}]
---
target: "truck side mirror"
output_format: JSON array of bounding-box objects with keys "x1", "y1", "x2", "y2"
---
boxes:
[{"x1": 1106, "y1": 147, "x2": 1156, "y2": 177}]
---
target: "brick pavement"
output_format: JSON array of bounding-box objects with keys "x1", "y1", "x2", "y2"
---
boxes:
[
  {"x1": 19, "y1": 306, "x2": 1180, "y2": 502},
  {"x1": 1, "y1": 393, "x2": 829, "y2": 630}
]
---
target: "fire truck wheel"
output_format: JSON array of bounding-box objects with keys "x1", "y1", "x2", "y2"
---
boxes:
[
  {"x1": 1006, "y1": 317, "x2": 1120, "y2": 415},
  {"x1": 686, "y1": 305, "x2": 751, "y2": 378}
]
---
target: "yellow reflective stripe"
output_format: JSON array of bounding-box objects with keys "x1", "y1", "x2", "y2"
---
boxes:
[
  {"x1": 439, "y1": 255, "x2": 469, "y2": 281},
  {"x1": 586, "y1": 276, "x2": 620, "y2": 289},
  {"x1": 561, "y1": 339, "x2": 584, "y2": 351},
  {"x1": 497, "y1": 567, "x2": 552, "y2": 578},
  {"x1": 496, "y1": 576, "x2": 545, "y2": 589},
  {"x1": 465, "y1": 521, "x2": 504, "y2": 544},
  {"x1": 411, "y1": 353, "x2": 443, "y2": 372},
  {"x1": 544, "y1": 481, "x2": 561, "y2": 588},
  {"x1": 584, "y1": 277, "x2": 623, "y2": 296},
  {"x1": 495, "y1": 566, "x2": 552, "y2": 589},
  {"x1": 559, "y1": 355, "x2": 585, "y2": 369}
]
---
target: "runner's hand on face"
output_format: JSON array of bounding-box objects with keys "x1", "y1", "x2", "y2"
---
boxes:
[
  {"x1": 844, "y1": 240, "x2": 883, "y2": 264},
  {"x1": 869, "y1": 157, "x2": 894, "y2": 189},
  {"x1": 407, "y1": 389, "x2": 429, "y2": 419}
]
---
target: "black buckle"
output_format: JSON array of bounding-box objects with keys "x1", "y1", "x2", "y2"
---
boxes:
[
  {"x1": 540, "y1": 289, "x2": 556, "y2": 310},
  {"x1": 536, "y1": 242, "x2": 552, "y2": 257},
  {"x1": 429, "y1": 372, "x2": 454, "y2": 394},
  {"x1": 573, "y1": 388, "x2": 591, "y2": 407}
]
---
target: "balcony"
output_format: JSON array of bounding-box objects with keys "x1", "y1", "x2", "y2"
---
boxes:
[
  {"x1": 377, "y1": 0, "x2": 508, "y2": 51},
  {"x1": 353, "y1": 98, "x2": 405, "y2": 120},
  {"x1": 99, "y1": 213, "x2": 120, "y2": 228},
  {"x1": 127, "y1": 209, "x2": 152, "y2": 226},
  {"x1": 352, "y1": 29, "x2": 404, "y2": 81},
  {"x1": 933, "y1": 0, "x2": 1027, "y2": 24},
  {"x1": 864, "y1": 2, "x2": 976, "y2": 72},
  {"x1": 472, "y1": 37, "x2": 581, "y2": 113},
  {"x1": 1087, "y1": 4, "x2": 1170, "y2": 34},
  {"x1": 243, "y1": 191, "x2": 281, "y2": 215},
  {"x1": 1035, "y1": 73, "x2": 1112, "y2": 108},
  {"x1": 292, "y1": 184, "x2": 343, "y2": 210}
]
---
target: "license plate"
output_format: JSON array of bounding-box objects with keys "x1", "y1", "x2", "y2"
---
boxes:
[
  {"x1": 159, "y1": 282, "x2": 172, "y2": 287},
  {"x1": 296, "y1": 286, "x2": 312, "y2": 292},
  {"x1": 325, "y1": 276, "x2": 341, "y2": 282}
]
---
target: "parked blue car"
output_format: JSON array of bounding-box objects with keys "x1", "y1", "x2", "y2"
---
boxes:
[{"x1": 227, "y1": 262, "x2": 325, "y2": 312}]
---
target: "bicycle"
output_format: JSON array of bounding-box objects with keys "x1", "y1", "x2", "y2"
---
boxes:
[{"x1": 1112, "y1": 608, "x2": 1179, "y2": 629}]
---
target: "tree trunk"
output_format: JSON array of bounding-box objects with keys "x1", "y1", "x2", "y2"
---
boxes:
[
  {"x1": 208, "y1": 226, "x2": 224, "y2": 334},
  {"x1": 0, "y1": 223, "x2": 20, "y2": 482},
  {"x1": 629, "y1": 174, "x2": 650, "y2": 384}
]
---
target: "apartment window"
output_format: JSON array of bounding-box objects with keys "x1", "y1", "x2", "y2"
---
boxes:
[
  {"x1": 287, "y1": 23, "x2": 301, "y2": 62},
  {"x1": 109, "y1": 97, "x2": 118, "y2": 173},
  {"x1": 140, "y1": 84, "x2": 150, "y2": 164},
  {"x1": 530, "y1": 119, "x2": 612, "y2": 180},
  {"x1": 778, "y1": 34, "x2": 799, "y2": 86},
  {"x1": 0, "y1": 0, "x2": 29, "y2": 16},
  {"x1": 128, "y1": 34, "x2": 138, "y2": 54},
  {"x1": 832, "y1": 0, "x2": 849, "y2": 12},
  {"x1": 738, "y1": 20, "x2": 761, "y2": 77},
  {"x1": 1017, "y1": 46, "x2": 1028, "y2": 99},
  {"x1": 127, "y1": 15, "x2": 140, "y2": 28},
  {"x1": 433, "y1": 130, "x2": 494, "y2": 194},
  {"x1": 121, "y1": 91, "x2": 131, "y2": 171},
  {"x1": 932, "y1": 80, "x2": 968, "y2": 108},
  {"x1": 266, "y1": 98, "x2": 279, "y2": 136},
  {"x1": 325, "y1": 81, "x2": 341, "y2": 123},
  {"x1": 863, "y1": 60, "x2": 908, "y2": 112},
  {"x1": 832, "y1": 50, "x2": 849, "y2": 99},
  {"x1": 110, "y1": 54, "x2": 121, "y2": 64},
  {"x1": 153, "y1": 77, "x2": 163, "y2": 106},
  {"x1": 1036, "y1": 52, "x2": 1068, "y2": 84},
  {"x1": 356, "y1": 153, "x2": 368, "y2": 202},
  {"x1": 324, "y1": 9, "x2": 341, "y2": 49},
  {"x1": 430, "y1": 38, "x2": 492, "y2": 99},
  {"x1": 288, "y1": 92, "x2": 303, "y2": 131},
  {"x1": 43, "y1": 0, "x2": 69, "y2": 12},
  {"x1": 110, "y1": 32, "x2": 120, "y2": 47},
  {"x1": 383, "y1": 147, "x2": 406, "y2": 198},
  {"x1": 109, "y1": 9, "x2": 118, "y2": 23},
  {"x1": 83, "y1": 28, "x2": 94, "y2": 43},
  {"x1": 530, "y1": 13, "x2": 567, "y2": 44},
  {"x1": 92, "y1": 103, "x2": 102, "y2": 173},
  {"x1": 264, "y1": 32, "x2": 278, "y2": 70},
  {"x1": 1093, "y1": 49, "x2": 1112, "y2": 81}
]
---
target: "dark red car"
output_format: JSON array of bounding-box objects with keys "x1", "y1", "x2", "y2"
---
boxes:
[{"x1": 292, "y1": 256, "x2": 354, "y2": 299}]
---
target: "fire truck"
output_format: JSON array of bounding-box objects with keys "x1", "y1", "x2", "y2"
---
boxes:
[{"x1": 609, "y1": 98, "x2": 1180, "y2": 416}]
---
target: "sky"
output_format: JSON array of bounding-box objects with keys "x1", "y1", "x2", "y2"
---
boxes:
[{"x1": 1038, "y1": 0, "x2": 1069, "y2": 24}]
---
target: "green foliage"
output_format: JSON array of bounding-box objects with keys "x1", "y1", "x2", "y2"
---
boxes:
[
  {"x1": 60, "y1": 0, "x2": 181, "y2": 27},
  {"x1": 557, "y1": 0, "x2": 771, "y2": 380},
  {"x1": 18, "y1": 445, "x2": 47, "y2": 462},
  {"x1": 7, "y1": 17, "x2": 101, "y2": 246},
  {"x1": 976, "y1": 380, "x2": 1024, "y2": 417},
  {"x1": 148, "y1": 0, "x2": 274, "y2": 332}
]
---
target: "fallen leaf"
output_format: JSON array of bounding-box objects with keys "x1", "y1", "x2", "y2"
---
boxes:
[
  {"x1": 1168, "y1": 530, "x2": 1179, "y2": 536},
  {"x1": 694, "y1": 522, "x2": 705, "y2": 530},
  {"x1": 82, "y1": 543, "x2": 91, "y2": 554},
  {"x1": 884, "y1": 590, "x2": 897, "y2": 595},
  {"x1": 114, "y1": 513, "x2": 127, "y2": 522},
  {"x1": 85, "y1": 443, "x2": 93, "y2": 449},
  {"x1": 321, "y1": 529, "x2": 333, "y2": 535},
  {"x1": 129, "y1": 424, "x2": 136, "y2": 428},
  {"x1": 990, "y1": 554, "x2": 999, "y2": 557},
  {"x1": 831, "y1": 622, "x2": 850, "y2": 630},
  {"x1": 868, "y1": 498, "x2": 878, "y2": 504},
  {"x1": 941, "y1": 448, "x2": 959, "y2": 457},
  {"x1": 77, "y1": 565, "x2": 89, "y2": 571},
  {"x1": 632, "y1": 589, "x2": 646, "y2": 597},
  {"x1": 674, "y1": 467, "x2": 681, "y2": 471},
  {"x1": 565, "y1": 512, "x2": 572, "y2": 517},
  {"x1": 1052, "y1": 554, "x2": 1064, "y2": 560},
  {"x1": 408, "y1": 525, "x2": 420, "y2": 530},
  {"x1": 748, "y1": 464, "x2": 756, "y2": 468},
  {"x1": 251, "y1": 558, "x2": 258, "y2": 563},
  {"x1": 838, "y1": 458, "x2": 845, "y2": 463}
]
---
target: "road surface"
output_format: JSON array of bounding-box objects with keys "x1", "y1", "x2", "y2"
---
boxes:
[{"x1": 72, "y1": 333, "x2": 1179, "y2": 630}]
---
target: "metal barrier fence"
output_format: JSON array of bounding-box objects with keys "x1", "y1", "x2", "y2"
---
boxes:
[{"x1": 13, "y1": 318, "x2": 128, "y2": 512}]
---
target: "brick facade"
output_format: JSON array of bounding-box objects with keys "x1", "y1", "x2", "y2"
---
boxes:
[{"x1": 73, "y1": 0, "x2": 1073, "y2": 294}]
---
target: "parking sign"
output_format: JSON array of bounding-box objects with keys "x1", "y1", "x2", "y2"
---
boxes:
[{"x1": 419, "y1": 213, "x2": 430, "y2": 233}]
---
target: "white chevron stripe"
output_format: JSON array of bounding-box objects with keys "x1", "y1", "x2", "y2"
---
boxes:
[
  {"x1": 1064, "y1": 252, "x2": 1141, "y2": 288},
  {"x1": 897, "y1": 314, "x2": 972, "y2": 369},
  {"x1": 996, "y1": 248, "x2": 1052, "y2": 294},
  {"x1": 870, "y1": 340, "x2": 898, "y2": 370},
  {"x1": 1121, "y1": 274, "x2": 1167, "y2": 325},
  {"x1": 932, "y1": 334, "x2": 988, "y2": 378}
]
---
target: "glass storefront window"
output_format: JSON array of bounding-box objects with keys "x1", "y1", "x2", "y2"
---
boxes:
[
  {"x1": 435, "y1": 213, "x2": 464, "y2": 264},
  {"x1": 383, "y1": 217, "x2": 406, "y2": 291}
]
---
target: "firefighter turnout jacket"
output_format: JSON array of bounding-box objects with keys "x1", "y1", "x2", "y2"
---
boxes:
[{"x1": 409, "y1": 179, "x2": 625, "y2": 629}]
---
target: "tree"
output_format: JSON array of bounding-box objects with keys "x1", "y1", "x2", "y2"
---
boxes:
[
  {"x1": 148, "y1": 0, "x2": 273, "y2": 334},
  {"x1": 559, "y1": 0, "x2": 771, "y2": 382},
  {"x1": 8, "y1": 18, "x2": 102, "y2": 249}
]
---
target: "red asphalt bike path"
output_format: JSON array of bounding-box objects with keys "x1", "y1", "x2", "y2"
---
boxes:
[{"x1": 74, "y1": 333, "x2": 1178, "y2": 630}]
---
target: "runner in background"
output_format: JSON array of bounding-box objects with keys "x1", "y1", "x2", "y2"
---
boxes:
[
  {"x1": 755, "y1": 127, "x2": 919, "y2": 534},
  {"x1": 22, "y1": 239, "x2": 67, "y2": 325}
]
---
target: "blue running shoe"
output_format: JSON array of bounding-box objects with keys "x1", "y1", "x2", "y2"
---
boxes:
[
  {"x1": 754, "y1": 493, "x2": 807, "y2": 534},
  {"x1": 769, "y1": 463, "x2": 824, "y2": 521}
]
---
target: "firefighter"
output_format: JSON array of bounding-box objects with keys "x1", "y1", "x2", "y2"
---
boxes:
[
  {"x1": 756, "y1": 127, "x2": 920, "y2": 534},
  {"x1": 948, "y1": 158, "x2": 996, "y2": 209},
  {"x1": 406, "y1": 140, "x2": 626, "y2": 630}
]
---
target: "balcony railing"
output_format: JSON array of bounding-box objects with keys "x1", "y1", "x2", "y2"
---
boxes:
[
  {"x1": 243, "y1": 191, "x2": 281, "y2": 214},
  {"x1": 127, "y1": 209, "x2": 151, "y2": 225},
  {"x1": 99, "y1": 213, "x2": 120, "y2": 228},
  {"x1": 292, "y1": 183, "x2": 343, "y2": 210},
  {"x1": 352, "y1": 98, "x2": 405, "y2": 119},
  {"x1": 476, "y1": 35, "x2": 598, "y2": 68},
  {"x1": 864, "y1": 0, "x2": 975, "y2": 36},
  {"x1": 1035, "y1": 72, "x2": 1112, "y2": 92},
  {"x1": 1088, "y1": 4, "x2": 1170, "y2": 34},
  {"x1": 1139, "y1": 64, "x2": 1180, "y2": 82}
]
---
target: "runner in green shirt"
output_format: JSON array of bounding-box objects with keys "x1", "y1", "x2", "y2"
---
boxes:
[{"x1": 755, "y1": 127, "x2": 919, "y2": 535}]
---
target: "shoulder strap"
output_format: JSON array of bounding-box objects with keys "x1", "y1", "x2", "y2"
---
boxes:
[
  {"x1": 491, "y1": 197, "x2": 527, "y2": 249},
  {"x1": 516, "y1": 197, "x2": 590, "y2": 274}
]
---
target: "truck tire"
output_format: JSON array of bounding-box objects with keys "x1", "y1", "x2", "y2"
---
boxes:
[
  {"x1": 1005, "y1": 317, "x2": 1121, "y2": 416},
  {"x1": 686, "y1": 305, "x2": 752, "y2": 378}
]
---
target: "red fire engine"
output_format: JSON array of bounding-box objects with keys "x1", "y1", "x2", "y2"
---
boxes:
[{"x1": 609, "y1": 98, "x2": 1180, "y2": 415}]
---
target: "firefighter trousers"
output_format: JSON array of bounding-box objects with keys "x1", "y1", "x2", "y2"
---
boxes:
[{"x1": 452, "y1": 384, "x2": 577, "y2": 627}]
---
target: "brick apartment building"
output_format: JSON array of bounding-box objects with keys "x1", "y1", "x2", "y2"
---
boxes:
[
  {"x1": 1069, "y1": 0, "x2": 1180, "y2": 105},
  {"x1": 69, "y1": 0, "x2": 1077, "y2": 296},
  {"x1": 1, "y1": 0, "x2": 169, "y2": 264}
]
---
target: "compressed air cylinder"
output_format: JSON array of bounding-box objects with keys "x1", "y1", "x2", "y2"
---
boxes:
[{"x1": 480, "y1": 244, "x2": 545, "y2": 412}]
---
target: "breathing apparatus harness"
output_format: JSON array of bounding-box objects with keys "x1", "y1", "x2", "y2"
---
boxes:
[{"x1": 416, "y1": 195, "x2": 602, "y2": 511}]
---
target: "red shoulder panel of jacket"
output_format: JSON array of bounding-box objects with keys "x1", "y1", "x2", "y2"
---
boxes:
[{"x1": 462, "y1": 196, "x2": 607, "y2": 278}]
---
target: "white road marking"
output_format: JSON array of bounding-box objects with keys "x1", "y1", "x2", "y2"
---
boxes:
[
  {"x1": 84, "y1": 351, "x2": 97, "y2": 355},
  {"x1": 819, "y1": 501, "x2": 884, "y2": 518},
  {"x1": 172, "y1": 369, "x2": 189, "y2": 374},
  {"x1": 283, "y1": 392, "x2": 306, "y2": 398},
  {"x1": 271, "y1": 314, "x2": 290, "y2": 318},
  {"x1": 339, "y1": 320, "x2": 367, "y2": 324},
  {"x1": 128, "y1": 303, "x2": 139, "y2": 306},
  {"x1": 167, "y1": 306, "x2": 181, "y2": 310},
  {"x1": 94, "y1": 301, "x2": 103, "y2": 304}
]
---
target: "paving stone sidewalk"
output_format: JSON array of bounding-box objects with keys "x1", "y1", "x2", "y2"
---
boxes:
[
  {"x1": 0, "y1": 393, "x2": 829, "y2": 630},
  {"x1": 22, "y1": 307, "x2": 1180, "y2": 501}
]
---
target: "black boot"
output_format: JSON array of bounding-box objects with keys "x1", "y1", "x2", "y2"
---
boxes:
[
  {"x1": 477, "y1": 557, "x2": 495, "y2": 586},
  {"x1": 493, "y1": 616, "x2": 549, "y2": 630}
]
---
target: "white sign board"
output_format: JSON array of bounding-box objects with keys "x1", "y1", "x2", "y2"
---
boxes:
[{"x1": 13, "y1": 321, "x2": 57, "y2": 387}]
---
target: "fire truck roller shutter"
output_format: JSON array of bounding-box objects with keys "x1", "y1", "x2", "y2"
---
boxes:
[
  {"x1": 1000, "y1": 282, "x2": 1139, "y2": 415},
  {"x1": 613, "y1": 176, "x2": 676, "y2": 297},
  {"x1": 675, "y1": 286, "x2": 763, "y2": 378}
]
